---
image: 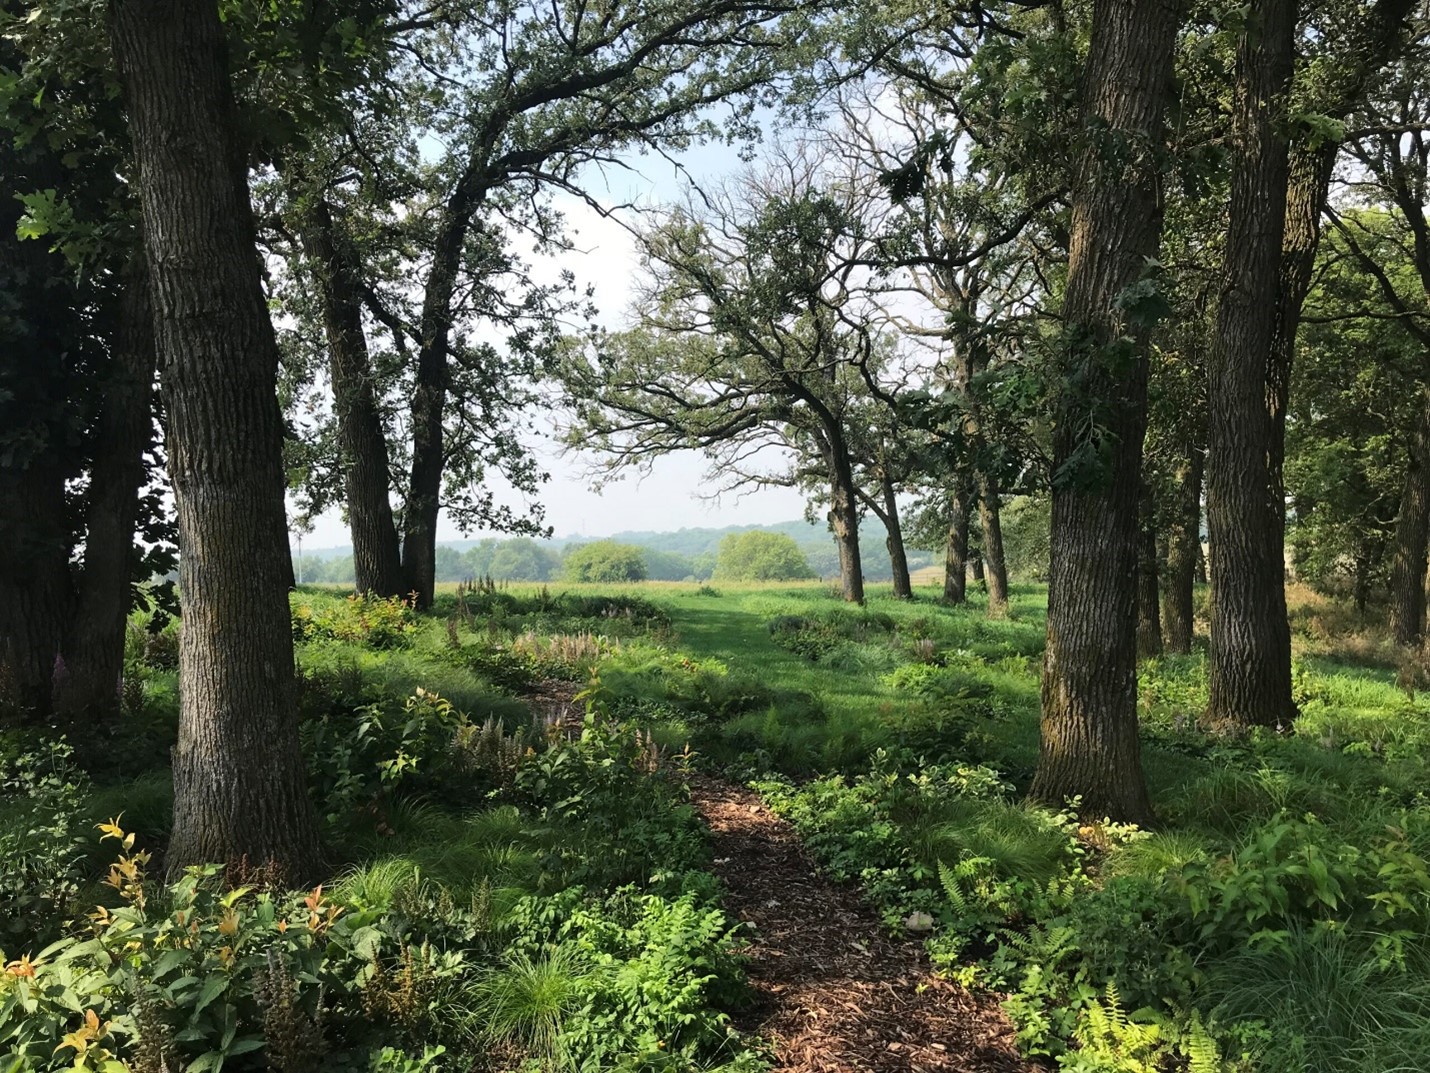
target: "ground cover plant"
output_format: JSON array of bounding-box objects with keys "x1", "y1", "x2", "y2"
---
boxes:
[{"x1": 0, "y1": 589, "x2": 765, "y2": 1073}]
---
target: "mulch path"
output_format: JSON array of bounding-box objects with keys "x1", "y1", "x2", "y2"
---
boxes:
[{"x1": 688, "y1": 775, "x2": 1034, "y2": 1073}]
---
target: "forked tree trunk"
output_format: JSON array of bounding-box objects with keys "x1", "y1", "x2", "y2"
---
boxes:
[
  {"x1": 302, "y1": 201, "x2": 404, "y2": 597},
  {"x1": 943, "y1": 484, "x2": 971, "y2": 605},
  {"x1": 1031, "y1": 0, "x2": 1176, "y2": 825},
  {"x1": 1163, "y1": 444, "x2": 1203, "y2": 654},
  {"x1": 881, "y1": 473, "x2": 913, "y2": 599},
  {"x1": 1390, "y1": 390, "x2": 1430, "y2": 645},
  {"x1": 978, "y1": 477, "x2": 1010, "y2": 617},
  {"x1": 57, "y1": 253, "x2": 158, "y2": 719},
  {"x1": 1205, "y1": 0, "x2": 1297, "y2": 731},
  {"x1": 109, "y1": 0, "x2": 320, "y2": 879},
  {"x1": 1137, "y1": 492, "x2": 1163, "y2": 660}
]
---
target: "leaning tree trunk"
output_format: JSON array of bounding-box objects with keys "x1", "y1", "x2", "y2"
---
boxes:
[
  {"x1": 881, "y1": 472, "x2": 913, "y2": 599},
  {"x1": 1163, "y1": 443, "x2": 1203, "y2": 654},
  {"x1": 1205, "y1": 0, "x2": 1297, "y2": 731},
  {"x1": 1390, "y1": 390, "x2": 1430, "y2": 645},
  {"x1": 302, "y1": 201, "x2": 404, "y2": 598},
  {"x1": 943, "y1": 484, "x2": 971, "y2": 604},
  {"x1": 57, "y1": 253, "x2": 158, "y2": 719},
  {"x1": 978, "y1": 477, "x2": 1010, "y2": 617},
  {"x1": 1137, "y1": 490, "x2": 1163, "y2": 660},
  {"x1": 109, "y1": 0, "x2": 320, "y2": 880},
  {"x1": 1030, "y1": 0, "x2": 1176, "y2": 825}
]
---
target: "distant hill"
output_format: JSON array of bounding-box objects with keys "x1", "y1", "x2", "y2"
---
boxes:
[{"x1": 294, "y1": 518, "x2": 938, "y2": 584}]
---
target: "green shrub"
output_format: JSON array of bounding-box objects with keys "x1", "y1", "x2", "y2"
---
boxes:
[
  {"x1": 563, "y1": 541, "x2": 649, "y2": 583},
  {"x1": 293, "y1": 594, "x2": 418, "y2": 650},
  {"x1": 0, "y1": 738, "x2": 91, "y2": 949}
]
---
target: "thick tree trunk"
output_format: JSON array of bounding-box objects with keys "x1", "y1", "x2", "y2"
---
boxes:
[
  {"x1": 57, "y1": 254, "x2": 158, "y2": 719},
  {"x1": 1390, "y1": 390, "x2": 1430, "y2": 645},
  {"x1": 978, "y1": 477, "x2": 1010, "y2": 617},
  {"x1": 1137, "y1": 491, "x2": 1163, "y2": 660},
  {"x1": 1031, "y1": 0, "x2": 1175, "y2": 825},
  {"x1": 943, "y1": 484, "x2": 971, "y2": 604},
  {"x1": 881, "y1": 473, "x2": 913, "y2": 599},
  {"x1": 302, "y1": 201, "x2": 404, "y2": 597},
  {"x1": 1205, "y1": 0, "x2": 1297, "y2": 731},
  {"x1": 110, "y1": 0, "x2": 320, "y2": 879},
  {"x1": 1163, "y1": 443, "x2": 1203, "y2": 654}
]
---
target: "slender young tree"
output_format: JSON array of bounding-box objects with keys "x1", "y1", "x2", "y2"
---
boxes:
[
  {"x1": 1030, "y1": 0, "x2": 1179, "y2": 824},
  {"x1": 109, "y1": 0, "x2": 320, "y2": 878}
]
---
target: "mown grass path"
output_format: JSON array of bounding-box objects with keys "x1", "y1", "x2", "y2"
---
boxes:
[{"x1": 689, "y1": 775, "x2": 1031, "y2": 1073}]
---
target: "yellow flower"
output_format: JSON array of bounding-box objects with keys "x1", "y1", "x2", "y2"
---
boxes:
[
  {"x1": 217, "y1": 907, "x2": 240, "y2": 936},
  {"x1": 4, "y1": 954, "x2": 36, "y2": 978}
]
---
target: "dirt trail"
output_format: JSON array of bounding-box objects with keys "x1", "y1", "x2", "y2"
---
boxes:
[{"x1": 689, "y1": 776, "x2": 1033, "y2": 1073}]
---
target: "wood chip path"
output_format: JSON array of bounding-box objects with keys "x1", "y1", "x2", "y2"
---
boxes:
[{"x1": 689, "y1": 775, "x2": 1035, "y2": 1073}]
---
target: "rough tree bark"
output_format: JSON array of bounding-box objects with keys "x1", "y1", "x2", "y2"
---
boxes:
[
  {"x1": 0, "y1": 105, "x2": 73, "y2": 724},
  {"x1": 109, "y1": 0, "x2": 321, "y2": 879},
  {"x1": 978, "y1": 477, "x2": 1010, "y2": 617},
  {"x1": 1163, "y1": 443, "x2": 1203, "y2": 654},
  {"x1": 943, "y1": 484, "x2": 971, "y2": 605},
  {"x1": 57, "y1": 253, "x2": 158, "y2": 719},
  {"x1": 826, "y1": 444, "x2": 866, "y2": 605},
  {"x1": 1390, "y1": 390, "x2": 1430, "y2": 645},
  {"x1": 1210, "y1": 0, "x2": 1415, "y2": 719},
  {"x1": 301, "y1": 201, "x2": 404, "y2": 598},
  {"x1": 880, "y1": 472, "x2": 913, "y2": 599},
  {"x1": 1030, "y1": 0, "x2": 1177, "y2": 824},
  {"x1": 1137, "y1": 488, "x2": 1163, "y2": 660},
  {"x1": 1205, "y1": 0, "x2": 1297, "y2": 731}
]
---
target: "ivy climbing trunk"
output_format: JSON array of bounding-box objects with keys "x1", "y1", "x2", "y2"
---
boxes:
[
  {"x1": 109, "y1": 0, "x2": 321, "y2": 879},
  {"x1": 302, "y1": 201, "x2": 404, "y2": 598},
  {"x1": 1205, "y1": 0, "x2": 1296, "y2": 731},
  {"x1": 1163, "y1": 443, "x2": 1203, "y2": 654},
  {"x1": 1031, "y1": 0, "x2": 1176, "y2": 825}
]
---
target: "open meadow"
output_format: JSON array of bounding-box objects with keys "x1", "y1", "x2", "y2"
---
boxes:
[{"x1": 7, "y1": 579, "x2": 1430, "y2": 1072}]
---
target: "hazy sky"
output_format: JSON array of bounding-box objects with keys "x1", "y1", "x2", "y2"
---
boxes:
[{"x1": 294, "y1": 143, "x2": 811, "y2": 551}]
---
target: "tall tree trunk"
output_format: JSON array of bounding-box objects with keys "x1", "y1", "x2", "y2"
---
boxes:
[
  {"x1": 402, "y1": 184, "x2": 487, "y2": 610},
  {"x1": 1390, "y1": 389, "x2": 1430, "y2": 645},
  {"x1": 881, "y1": 472, "x2": 913, "y2": 599},
  {"x1": 1205, "y1": 0, "x2": 1296, "y2": 731},
  {"x1": 110, "y1": 0, "x2": 320, "y2": 880},
  {"x1": 0, "y1": 463, "x2": 70, "y2": 723},
  {"x1": 820, "y1": 431, "x2": 865, "y2": 604},
  {"x1": 943, "y1": 484, "x2": 971, "y2": 604},
  {"x1": 1163, "y1": 443, "x2": 1203, "y2": 654},
  {"x1": 0, "y1": 94, "x2": 74, "y2": 725},
  {"x1": 1137, "y1": 490, "x2": 1163, "y2": 660},
  {"x1": 301, "y1": 201, "x2": 403, "y2": 597},
  {"x1": 57, "y1": 254, "x2": 158, "y2": 719},
  {"x1": 1031, "y1": 0, "x2": 1176, "y2": 825},
  {"x1": 978, "y1": 477, "x2": 1010, "y2": 617}
]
